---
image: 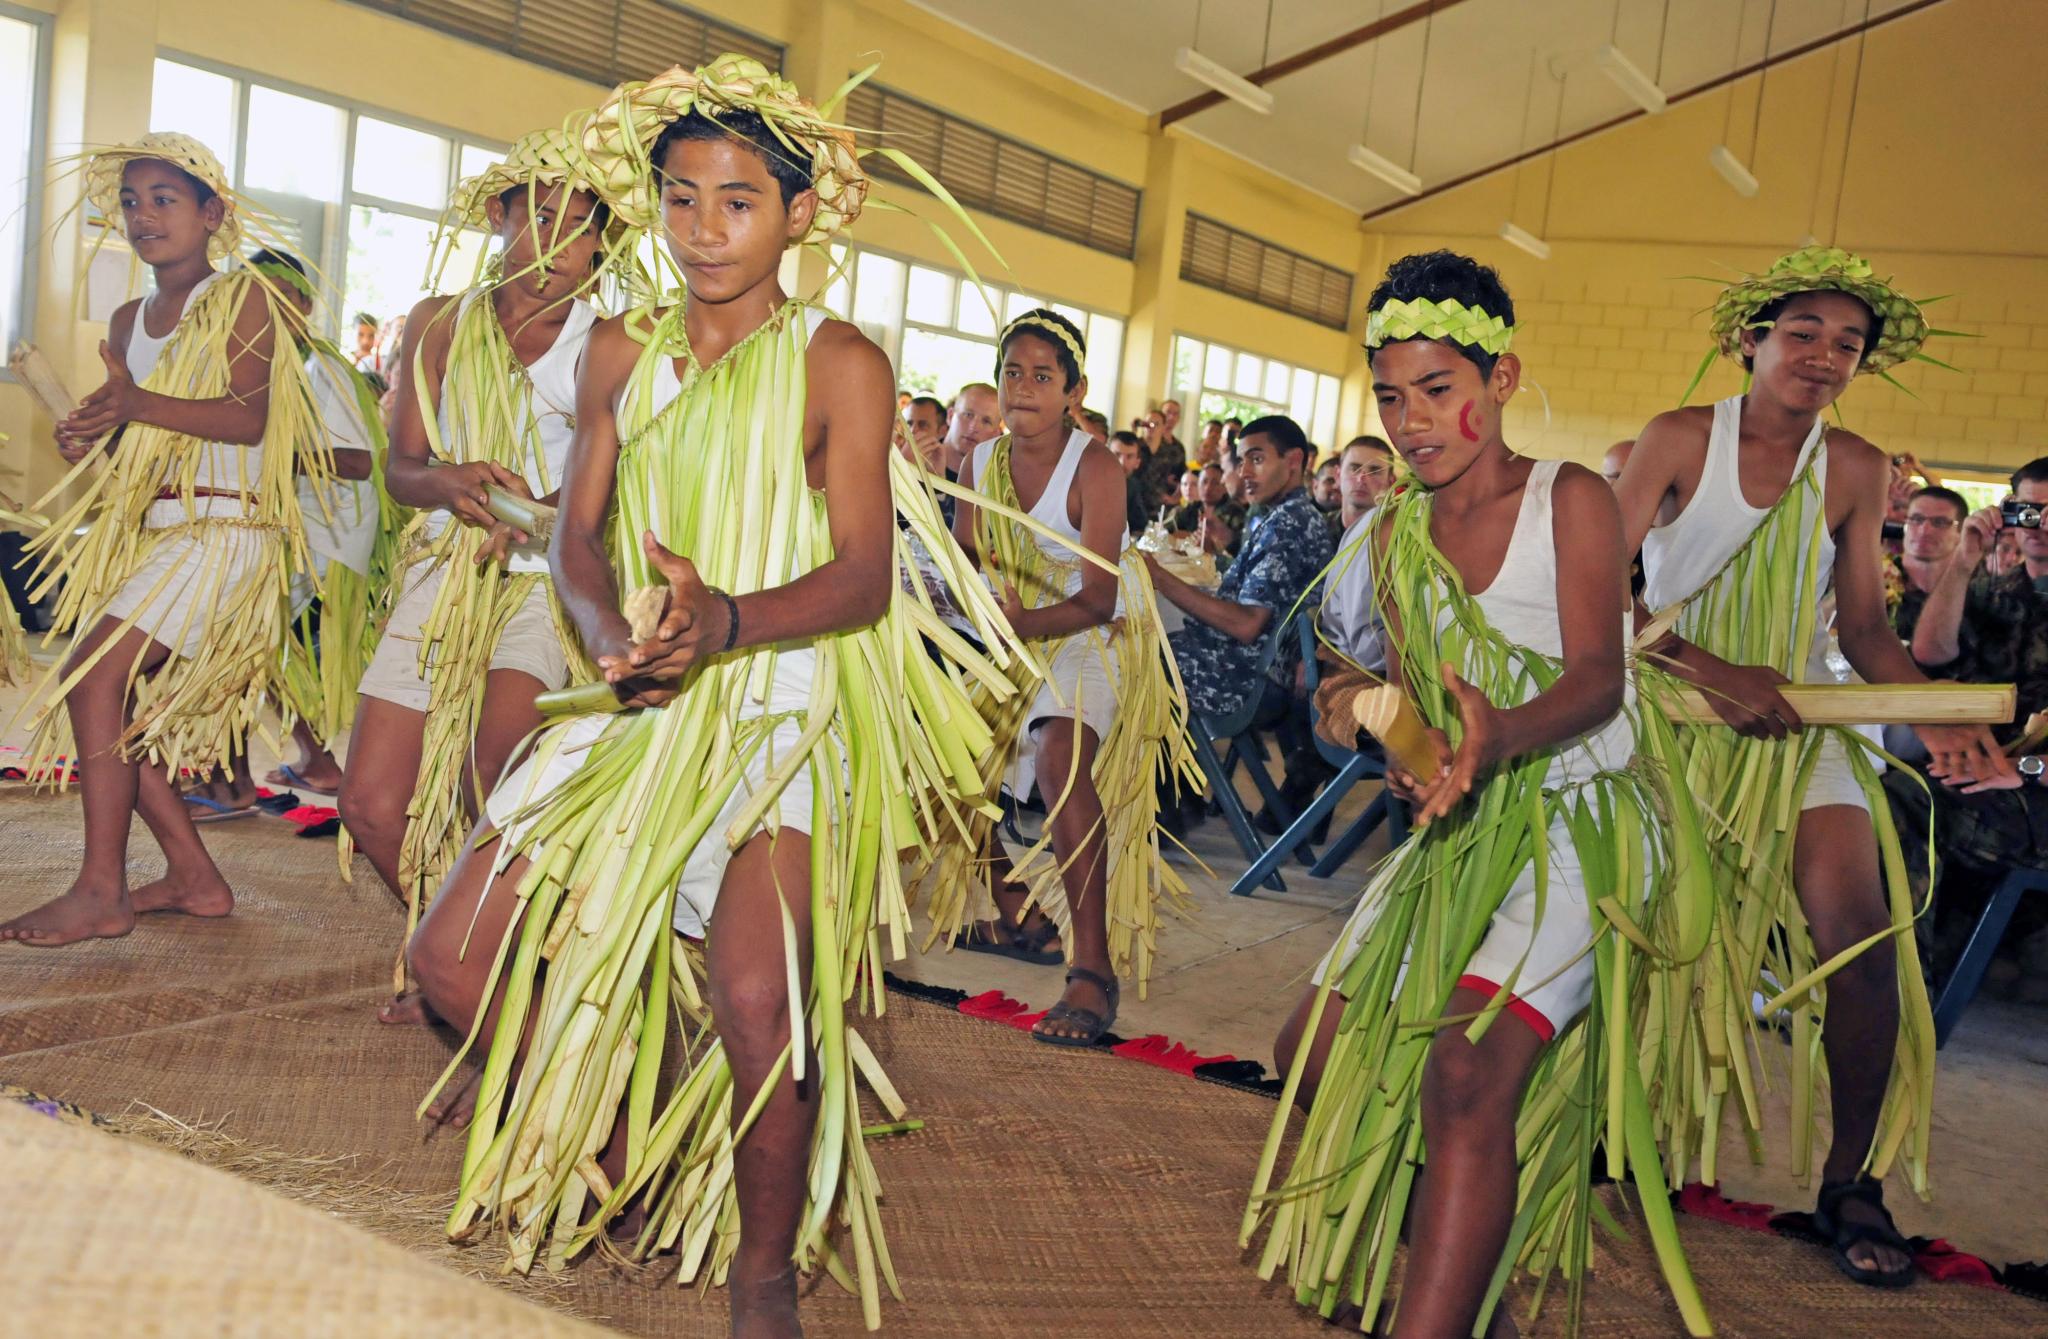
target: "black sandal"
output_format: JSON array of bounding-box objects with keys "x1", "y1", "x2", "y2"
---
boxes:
[
  {"x1": 1814, "y1": 1177, "x2": 1916, "y2": 1288},
  {"x1": 1032, "y1": 967, "x2": 1119, "y2": 1048},
  {"x1": 953, "y1": 912, "x2": 1063, "y2": 965}
]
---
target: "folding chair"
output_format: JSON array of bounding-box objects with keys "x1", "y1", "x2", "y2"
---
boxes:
[
  {"x1": 1186, "y1": 625, "x2": 1301, "y2": 892},
  {"x1": 1230, "y1": 611, "x2": 1408, "y2": 896},
  {"x1": 1932, "y1": 865, "x2": 2048, "y2": 1047}
]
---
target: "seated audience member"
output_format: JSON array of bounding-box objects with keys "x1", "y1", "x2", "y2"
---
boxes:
[
  {"x1": 1134, "y1": 406, "x2": 1187, "y2": 516},
  {"x1": 1174, "y1": 466, "x2": 1202, "y2": 517},
  {"x1": 1111, "y1": 429, "x2": 1154, "y2": 533},
  {"x1": 1312, "y1": 457, "x2": 1342, "y2": 511},
  {"x1": 1223, "y1": 416, "x2": 1243, "y2": 448},
  {"x1": 1220, "y1": 439, "x2": 1250, "y2": 507},
  {"x1": 1173, "y1": 462, "x2": 1244, "y2": 560},
  {"x1": 942, "y1": 381, "x2": 1001, "y2": 476},
  {"x1": 1149, "y1": 414, "x2": 1334, "y2": 734},
  {"x1": 1600, "y1": 439, "x2": 1633, "y2": 485},
  {"x1": 1195, "y1": 418, "x2": 1225, "y2": 466},
  {"x1": 1077, "y1": 407, "x2": 1111, "y2": 445},
  {"x1": 1884, "y1": 461, "x2": 2048, "y2": 994},
  {"x1": 900, "y1": 394, "x2": 946, "y2": 471}
]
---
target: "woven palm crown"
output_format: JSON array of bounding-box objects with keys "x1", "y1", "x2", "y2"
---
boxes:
[
  {"x1": 1708, "y1": 245, "x2": 1928, "y2": 375},
  {"x1": 83, "y1": 133, "x2": 242, "y2": 261},
  {"x1": 583, "y1": 54, "x2": 868, "y2": 246},
  {"x1": 450, "y1": 119, "x2": 613, "y2": 232}
]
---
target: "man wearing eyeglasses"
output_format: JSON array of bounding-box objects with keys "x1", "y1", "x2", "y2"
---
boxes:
[{"x1": 1885, "y1": 464, "x2": 2048, "y2": 996}]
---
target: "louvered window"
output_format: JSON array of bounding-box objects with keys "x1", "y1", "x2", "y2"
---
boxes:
[
  {"x1": 1180, "y1": 213, "x2": 1353, "y2": 330},
  {"x1": 842, "y1": 82, "x2": 1139, "y2": 259},
  {"x1": 344, "y1": 0, "x2": 781, "y2": 87}
]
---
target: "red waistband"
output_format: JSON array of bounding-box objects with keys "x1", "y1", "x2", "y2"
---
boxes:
[
  {"x1": 154, "y1": 487, "x2": 251, "y2": 503},
  {"x1": 1454, "y1": 974, "x2": 1558, "y2": 1043}
]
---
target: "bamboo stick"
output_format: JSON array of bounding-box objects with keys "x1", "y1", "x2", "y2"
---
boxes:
[
  {"x1": 1353, "y1": 683, "x2": 1441, "y2": 781},
  {"x1": 534, "y1": 585, "x2": 668, "y2": 716},
  {"x1": 8, "y1": 343, "x2": 77, "y2": 421},
  {"x1": 1659, "y1": 682, "x2": 2013, "y2": 727},
  {"x1": 485, "y1": 485, "x2": 556, "y2": 543},
  {"x1": 2005, "y1": 710, "x2": 2048, "y2": 757}
]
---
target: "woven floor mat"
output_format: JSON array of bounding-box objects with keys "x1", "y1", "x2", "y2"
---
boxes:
[{"x1": 3, "y1": 790, "x2": 2042, "y2": 1337}]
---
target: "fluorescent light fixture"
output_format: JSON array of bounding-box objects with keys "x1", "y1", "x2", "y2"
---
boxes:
[
  {"x1": 1708, "y1": 144, "x2": 1761, "y2": 197},
  {"x1": 1594, "y1": 43, "x2": 1667, "y2": 114},
  {"x1": 1175, "y1": 46, "x2": 1274, "y2": 115},
  {"x1": 1498, "y1": 221, "x2": 1552, "y2": 260},
  {"x1": 1348, "y1": 144, "x2": 1422, "y2": 196}
]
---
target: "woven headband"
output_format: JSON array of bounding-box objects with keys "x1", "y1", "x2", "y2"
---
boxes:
[
  {"x1": 249, "y1": 260, "x2": 313, "y2": 299},
  {"x1": 1000, "y1": 314, "x2": 1085, "y2": 372},
  {"x1": 1364, "y1": 297, "x2": 1516, "y2": 357}
]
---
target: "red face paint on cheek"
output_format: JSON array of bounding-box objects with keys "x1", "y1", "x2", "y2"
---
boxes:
[{"x1": 1457, "y1": 401, "x2": 1480, "y2": 442}]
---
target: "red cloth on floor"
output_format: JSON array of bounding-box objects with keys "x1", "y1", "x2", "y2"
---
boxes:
[{"x1": 1110, "y1": 1034, "x2": 1233, "y2": 1076}]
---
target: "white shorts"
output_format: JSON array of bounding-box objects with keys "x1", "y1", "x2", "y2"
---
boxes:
[
  {"x1": 1319, "y1": 816, "x2": 1598, "y2": 1041},
  {"x1": 1800, "y1": 730, "x2": 1871, "y2": 814},
  {"x1": 356, "y1": 563, "x2": 568, "y2": 713},
  {"x1": 1009, "y1": 633, "x2": 1120, "y2": 802},
  {"x1": 98, "y1": 501, "x2": 273, "y2": 658},
  {"x1": 483, "y1": 649, "x2": 825, "y2": 939}
]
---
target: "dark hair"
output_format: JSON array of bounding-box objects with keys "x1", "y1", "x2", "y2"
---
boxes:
[
  {"x1": 247, "y1": 247, "x2": 307, "y2": 278},
  {"x1": 1110, "y1": 430, "x2": 1141, "y2": 447},
  {"x1": 1201, "y1": 462, "x2": 1223, "y2": 477},
  {"x1": 1238, "y1": 414, "x2": 1309, "y2": 463},
  {"x1": 999, "y1": 308, "x2": 1085, "y2": 391},
  {"x1": 353, "y1": 311, "x2": 378, "y2": 328},
  {"x1": 493, "y1": 182, "x2": 614, "y2": 242},
  {"x1": 650, "y1": 108, "x2": 812, "y2": 207},
  {"x1": 1908, "y1": 484, "x2": 1968, "y2": 523},
  {"x1": 1365, "y1": 249, "x2": 1516, "y2": 376},
  {"x1": 909, "y1": 394, "x2": 945, "y2": 420},
  {"x1": 1315, "y1": 458, "x2": 1339, "y2": 475},
  {"x1": 1224, "y1": 417, "x2": 1242, "y2": 427},
  {"x1": 1204, "y1": 418, "x2": 1224, "y2": 431},
  {"x1": 2011, "y1": 457, "x2": 2048, "y2": 490},
  {"x1": 1078, "y1": 407, "x2": 1110, "y2": 430},
  {"x1": 1741, "y1": 291, "x2": 1885, "y2": 372},
  {"x1": 1344, "y1": 434, "x2": 1393, "y2": 455}
]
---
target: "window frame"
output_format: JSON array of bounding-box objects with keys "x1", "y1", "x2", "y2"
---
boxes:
[
  {"x1": 826, "y1": 241, "x2": 1128, "y2": 425},
  {"x1": 0, "y1": 1, "x2": 53, "y2": 383},
  {"x1": 151, "y1": 50, "x2": 505, "y2": 339},
  {"x1": 1170, "y1": 332, "x2": 1346, "y2": 451}
]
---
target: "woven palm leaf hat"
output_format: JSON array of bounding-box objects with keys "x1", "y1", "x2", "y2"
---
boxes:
[
  {"x1": 1693, "y1": 244, "x2": 1962, "y2": 397},
  {"x1": 82, "y1": 132, "x2": 242, "y2": 261},
  {"x1": 582, "y1": 53, "x2": 870, "y2": 248}
]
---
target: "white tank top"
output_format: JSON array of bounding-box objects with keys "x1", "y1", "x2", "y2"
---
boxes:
[
  {"x1": 1460, "y1": 460, "x2": 1633, "y2": 788},
  {"x1": 127, "y1": 271, "x2": 263, "y2": 509},
  {"x1": 1640, "y1": 394, "x2": 1835, "y2": 681},
  {"x1": 970, "y1": 428, "x2": 1131, "y2": 612},
  {"x1": 426, "y1": 291, "x2": 597, "y2": 571}
]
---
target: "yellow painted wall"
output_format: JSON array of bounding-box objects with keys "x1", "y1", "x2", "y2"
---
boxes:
[{"x1": 1362, "y1": 0, "x2": 2048, "y2": 474}]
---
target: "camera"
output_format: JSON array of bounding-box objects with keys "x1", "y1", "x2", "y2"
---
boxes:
[{"x1": 2002, "y1": 500, "x2": 2044, "y2": 529}]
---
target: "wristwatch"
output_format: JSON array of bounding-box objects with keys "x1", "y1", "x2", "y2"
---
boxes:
[{"x1": 2019, "y1": 756, "x2": 2044, "y2": 782}]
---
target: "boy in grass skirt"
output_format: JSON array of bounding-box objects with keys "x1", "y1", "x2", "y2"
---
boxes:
[
  {"x1": 1614, "y1": 245, "x2": 2010, "y2": 1288},
  {"x1": 1249, "y1": 251, "x2": 1715, "y2": 1338},
  {"x1": 2, "y1": 135, "x2": 327, "y2": 946},
  {"x1": 401, "y1": 56, "x2": 1027, "y2": 1337}
]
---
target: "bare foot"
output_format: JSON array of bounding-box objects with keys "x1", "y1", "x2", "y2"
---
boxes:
[
  {"x1": 377, "y1": 990, "x2": 435, "y2": 1026},
  {"x1": 0, "y1": 882, "x2": 137, "y2": 947},
  {"x1": 130, "y1": 869, "x2": 234, "y2": 918},
  {"x1": 728, "y1": 1264, "x2": 800, "y2": 1339},
  {"x1": 426, "y1": 1065, "x2": 481, "y2": 1129}
]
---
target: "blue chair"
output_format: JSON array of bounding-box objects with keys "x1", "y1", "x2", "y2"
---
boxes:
[
  {"x1": 1186, "y1": 623, "x2": 1302, "y2": 892},
  {"x1": 1230, "y1": 611, "x2": 1408, "y2": 896},
  {"x1": 1931, "y1": 865, "x2": 2048, "y2": 1047}
]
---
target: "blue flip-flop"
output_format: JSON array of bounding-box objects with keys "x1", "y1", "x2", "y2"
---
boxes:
[
  {"x1": 270, "y1": 763, "x2": 338, "y2": 797},
  {"x1": 182, "y1": 794, "x2": 259, "y2": 824}
]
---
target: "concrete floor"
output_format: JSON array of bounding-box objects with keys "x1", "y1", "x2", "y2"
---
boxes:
[{"x1": 4, "y1": 658, "x2": 2044, "y2": 1272}]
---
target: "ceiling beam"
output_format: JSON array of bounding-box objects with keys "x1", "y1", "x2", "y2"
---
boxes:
[
  {"x1": 1359, "y1": 0, "x2": 1950, "y2": 222},
  {"x1": 1158, "y1": 0, "x2": 1471, "y2": 129}
]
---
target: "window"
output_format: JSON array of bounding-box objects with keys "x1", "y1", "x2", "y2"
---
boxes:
[
  {"x1": 147, "y1": 55, "x2": 504, "y2": 343},
  {"x1": 343, "y1": 0, "x2": 780, "y2": 93},
  {"x1": 1171, "y1": 335, "x2": 1342, "y2": 451},
  {"x1": 843, "y1": 82, "x2": 1141, "y2": 259},
  {"x1": 825, "y1": 246, "x2": 1125, "y2": 424},
  {"x1": 0, "y1": 6, "x2": 48, "y2": 355},
  {"x1": 1179, "y1": 214, "x2": 1354, "y2": 331}
]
